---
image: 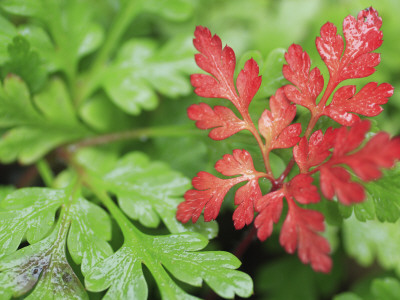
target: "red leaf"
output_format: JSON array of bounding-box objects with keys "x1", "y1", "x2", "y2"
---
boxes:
[
  {"x1": 286, "y1": 174, "x2": 320, "y2": 204},
  {"x1": 187, "y1": 103, "x2": 247, "y2": 140},
  {"x1": 280, "y1": 197, "x2": 331, "y2": 273},
  {"x1": 215, "y1": 149, "x2": 261, "y2": 177},
  {"x1": 178, "y1": 150, "x2": 265, "y2": 225},
  {"x1": 272, "y1": 123, "x2": 302, "y2": 149},
  {"x1": 254, "y1": 189, "x2": 284, "y2": 241},
  {"x1": 233, "y1": 179, "x2": 262, "y2": 229},
  {"x1": 293, "y1": 127, "x2": 337, "y2": 172},
  {"x1": 191, "y1": 26, "x2": 261, "y2": 113},
  {"x1": 258, "y1": 87, "x2": 301, "y2": 149},
  {"x1": 316, "y1": 7, "x2": 383, "y2": 82},
  {"x1": 237, "y1": 58, "x2": 262, "y2": 109},
  {"x1": 319, "y1": 166, "x2": 365, "y2": 205},
  {"x1": 332, "y1": 120, "x2": 370, "y2": 158},
  {"x1": 283, "y1": 44, "x2": 324, "y2": 111},
  {"x1": 177, "y1": 172, "x2": 243, "y2": 223},
  {"x1": 343, "y1": 132, "x2": 400, "y2": 181},
  {"x1": 323, "y1": 83, "x2": 394, "y2": 126}
]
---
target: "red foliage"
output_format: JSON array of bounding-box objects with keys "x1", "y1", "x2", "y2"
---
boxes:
[{"x1": 177, "y1": 7, "x2": 400, "y2": 273}]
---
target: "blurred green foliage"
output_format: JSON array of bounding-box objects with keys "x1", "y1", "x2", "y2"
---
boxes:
[{"x1": 0, "y1": 0, "x2": 399, "y2": 299}]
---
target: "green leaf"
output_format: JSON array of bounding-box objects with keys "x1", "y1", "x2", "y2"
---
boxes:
[
  {"x1": 79, "y1": 94, "x2": 134, "y2": 132},
  {"x1": 259, "y1": 48, "x2": 288, "y2": 97},
  {"x1": 0, "y1": 186, "x2": 113, "y2": 298},
  {"x1": 0, "y1": 15, "x2": 17, "y2": 64},
  {"x1": 364, "y1": 167, "x2": 400, "y2": 222},
  {"x1": 0, "y1": 77, "x2": 91, "y2": 164},
  {"x1": 1, "y1": 0, "x2": 104, "y2": 78},
  {"x1": 78, "y1": 149, "x2": 218, "y2": 239},
  {"x1": 256, "y1": 256, "x2": 342, "y2": 300},
  {"x1": 338, "y1": 166, "x2": 400, "y2": 222},
  {"x1": 86, "y1": 228, "x2": 253, "y2": 299},
  {"x1": 68, "y1": 197, "x2": 113, "y2": 276},
  {"x1": 0, "y1": 222, "x2": 88, "y2": 300},
  {"x1": 102, "y1": 36, "x2": 194, "y2": 115},
  {"x1": 0, "y1": 188, "x2": 64, "y2": 256},
  {"x1": 343, "y1": 215, "x2": 400, "y2": 276},
  {"x1": 142, "y1": 0, "x2": 194, "y2": 21},
  {"x1": 0, "y1": 186, "x2": 14, "y2": 203},
  {"x1": 333, "y1": 277, "x2": 400, "y2": 300},
  {"x1": 371, "y1": 277, "x2": 400, "y2": 300},
  {"x1": 333, "y1": 293, "x2": 363, "y2": 300},
  {"x1": 1, "y1": 36, "x2": 47, "y2": 93}
]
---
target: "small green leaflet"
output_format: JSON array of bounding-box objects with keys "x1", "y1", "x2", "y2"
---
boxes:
[
  {"x1": 339, "y1": 166, "x2": 400, "y2": 222},
  {"x1": 85, "y1": 223, "x2": 253, "y2": 300},
  {"x1": 0, "y1": 222, "x2": 88, "y2": 300},
  {"x1": 343, "y1": 215, "x2": 400, "y2": 276},
  {"x1": 0, "y1": 77, "x2": 91, "y2": 164},
  {"x1": 0, "y1": 36, "x2": 47, "y2": 93},
  {"x1": 1, "y1": 0, "x2": 104, "y2": 79},
  {"x1": 101, "y1": 36, "x2": 195, "y2": 115},
  {"x1": 0, "y1": 187, "x2": 113, "y2": 299},
  {"x1": 77, "y1": 149, "x2": 218, "y2": 239}
]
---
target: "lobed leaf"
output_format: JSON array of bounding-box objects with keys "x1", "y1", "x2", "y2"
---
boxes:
[
  {"x1": 258, "y1": 87, "x2": 301, "y2": 150},
  {"x1": 316, "y1": 7, "x2": 383, "y2": 81},
  {"x1": 343, "y1": 216, "x2": 400, "y2": 276},
  {"x1": 0, "y1": 36, "x2": 47, "y2": 93},
  {"x1": 191, "y1": 26, "x2": 261, "y2": 115},
  {"x1": 280, "y1": 197, "x2": 331, "y2": 273},
  {"x1": 0, "y1": 187, "x2": 113, "y2": 298},
  {"x1": 178, "y1": 149, "x2": 264, "y2": 229},
  {"x1": 283, "y1": 44, "x2": 324, "y2": 111},
  {"x1": 0, "y1": 77, "x2": 91, "y2": 164},
  {"x1": 85, "y1": 228, "x2": 253, "y2": 300},
  {"x1": 188, "y1": 103, "x2": 247, "y2": 140},
  {"x1": 103, "y1": 36, "x2": 194, "y2": 115},
  {"x1": 0, "y1": 224, "x2": 88, "y2": 300},
  {"x1": 77, "y1": 149, "x2": 218, "y2": 238},
  {"x1": 323, "y1": 83, "x2": 394, "y2": 126},
  {"x1": 1, "y1": 0, "x2": 104, "y2": 77}
]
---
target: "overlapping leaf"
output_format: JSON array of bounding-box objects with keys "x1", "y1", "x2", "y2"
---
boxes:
[
  {"x1": 188, "y1": 103, "x2": 247, "y2": 140},
  {"x1": 1, "y1": 0, "x2": 104, "y2": 78},
  {"x1": 77, "y1": 149, "x2": 217, "y2": 238},
  {"x1": 258, "y1": 87, "x2": 301, "y2": 150},
  {"x1": 0, "y1": 36, "x2": 46, "y2": 93},
  {"x1": 190, "y1": 25, "x2": 261, "y2": 120},
  {"x1": 177, "y1": 149, "x2": 265, "y2": 229},
  {"x1": 0, "y1": 223, "x2": 88, "y2": 300},
  {"x1": 102, "y1": 36, "x2": 195, "y2": 115},
  {"x1": 85, "y1": 228, "x2": 253, "y2": 300},
  {"x1": 0, "y1": 187, "x2": 113, "y2": 298},
  {"x1": 0, "y1": 77, "x2": 91, "y2": 164},
  {"x1": 294, "y1": 121, "x2": 400, "y2": 205},
  {"x1": 343, "y1": 216, "x2": 400, "y2": 276},
  {"x1": 255, "y1": 175, "x2": 330, "y2": 273},
  {"x1": 283, "y1": 44, "x2": 324, "y2": 111}
]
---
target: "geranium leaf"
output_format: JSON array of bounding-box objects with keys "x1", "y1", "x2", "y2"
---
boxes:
[
  {"x1": 85, "y1": 224, "x2": 253, "y2": 299},
  {"x1": 0, "y1": 77, "x2": 91, "y2": 164},
  {"x1": 102, "y1": 36, "x2": 194, "y2": 115}
]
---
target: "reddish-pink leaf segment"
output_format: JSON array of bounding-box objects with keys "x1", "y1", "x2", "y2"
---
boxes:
[{"x1": 177, "y1": 8, "x2": 400, "y2": 273}]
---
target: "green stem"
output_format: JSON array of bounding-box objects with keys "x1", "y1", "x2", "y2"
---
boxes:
[
  {"x1": 68, "y1": 125, "x2": 203, "y2": 150},
  {"x1": 36, "y1": 159, "x2": 55, "y2": 187},
  {"x1": 76, "y1": 1, "x2": 142, "y2": 106}
]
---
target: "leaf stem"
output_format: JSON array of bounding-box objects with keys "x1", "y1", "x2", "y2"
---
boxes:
[
  {"x1": 68, "y1": 125, "x2": 203, "y2": 151},
  {"x1": 75, "y1": 1, "x2": 141, "y2": 106},
  {"x1": 36, "y1": 159, "x2": 55, "y2": 187}
]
